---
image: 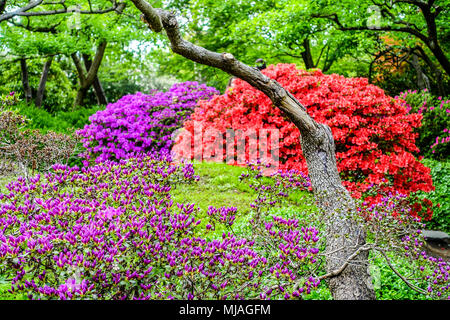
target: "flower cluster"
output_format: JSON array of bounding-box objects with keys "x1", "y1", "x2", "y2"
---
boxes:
[
  {"x1": 0, "y1": 156, "x2": 323, "y2": 300},
  {"x1": 180, "y1": 64, "x2": 434, "y2": 208},
  {"x1": 77, "y1": 82, "x2": 219, "y2": 164}
]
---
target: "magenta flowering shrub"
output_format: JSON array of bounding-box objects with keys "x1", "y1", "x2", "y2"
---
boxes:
[
  {"x1": 0, "y1": 156, "x2": 325, "y2": 300},
  {"x1": 396, "y1": 89, "x2": 449, "y2": 159},
  {"x1": 77, "y1": 82, "x2": 219, "y2": 164}
]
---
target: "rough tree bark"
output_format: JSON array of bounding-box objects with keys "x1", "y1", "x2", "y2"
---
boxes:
[
  {"x1": 19, "y1": 58, "x2": 32, "y2": 103},
  {"x1": 83, "y1": 54, "x2": 108, "y2": 105},
  {"x1": 71, "y1": 41, "x2": 107, "y2": 108},
  {"x1": 35, "y1": 56, "x2": 53, "y2": 108},
  {"x1": 131, "y1": 0, "x2": 376, "y2": 300}
]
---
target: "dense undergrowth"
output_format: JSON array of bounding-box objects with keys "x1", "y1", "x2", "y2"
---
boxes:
[{"x1": 0, "y1": 161, "x2": 441, "y2": 300}]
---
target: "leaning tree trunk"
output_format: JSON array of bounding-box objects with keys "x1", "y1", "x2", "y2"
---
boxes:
[
  {"x1": 300, "y1": 125, "x2": 375, "y2": 299},
  {"x1": 35, "y1": 56, "x2": 53, "y2": 108},
  {"x1": 131, "y1": 0, "x2": 376, "y2": 300}
]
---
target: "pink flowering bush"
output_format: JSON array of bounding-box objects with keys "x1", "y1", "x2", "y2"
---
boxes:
[
  {"x1": 77, "y1": 82, "x2": 218, "y2": 164},
  {"x1": 396, "y1": 89, "x2": 449, "y2": 160}
]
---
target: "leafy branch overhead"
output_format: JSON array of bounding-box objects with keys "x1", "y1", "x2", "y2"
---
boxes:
[{"x1": 0, "y1": 0, "x2": 126, "y2": 23}]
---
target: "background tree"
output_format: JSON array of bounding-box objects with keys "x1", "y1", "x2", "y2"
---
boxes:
[
  {"x1": 0, "y1": 0, "x2": 157, "y2": 109},
  {"x1": 313, "y1": 0, "x2": 449, "y2": 94},
  {"x1": 0, "y1": 0, "x2": 125, "y2": 24}
]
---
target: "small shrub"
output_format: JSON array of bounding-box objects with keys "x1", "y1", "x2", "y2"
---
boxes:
[
  {"x1": 0, "y1": 102, "x2": 81, "y2": 178},
  {"x1": 415, "y1": 159, "x2": 450, "y2": 232},
  {"x1": 11, "y1": 102, "x2": 101, "y2": 134}
]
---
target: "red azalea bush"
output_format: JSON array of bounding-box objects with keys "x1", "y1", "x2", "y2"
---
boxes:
[{"x1": 179, "y1": 64, "x2": 434, "y2": 215}]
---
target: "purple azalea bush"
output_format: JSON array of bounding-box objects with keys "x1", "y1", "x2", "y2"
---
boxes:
[
  {"x1": 0, "y1": 156, "x2": 324, "y2": 300},
  {"x1": 77, "y1": 82, "x2": 219, "y2": 164}
]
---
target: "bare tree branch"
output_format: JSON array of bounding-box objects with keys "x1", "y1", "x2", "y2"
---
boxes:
[
  {"x1": 317, "y1": 244, "x2": 373, "y2": 281},
  {"x1": 0, "y1": 0, "x2": 43, "y2": 23}
]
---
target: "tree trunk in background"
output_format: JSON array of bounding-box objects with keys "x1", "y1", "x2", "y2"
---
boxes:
[
  {"x1": 83, "y1": 53, "x2": 108, "y2": 105},
  {"x1": 73, "y1": 86, "x2": 89, "y2": 108},
  {"x1": 422, "y1": 16, "x2": 450, "y2": 76},
  {"x1": 19, "y1": 58, "x2": 32, "y2": 103},
  {"x1": 131, "y1": 1, "x2": 377, "y2": 299},
  {"x1": 0, "y1": 1, "x2": 6, "y2": 15},
  {"x1": 411, "y1": 53, "x2": 431, "y2": 92},
  {"x1": 415, "y1": 46, "x2": 446, "y2": 97},
  {"x1": 72, "y1": 41, "x2": 107, "y2": 108},
  {"x1": 301, "y1": 38, "x2": 315, "y2": 69},
  {"x1": 35, "y1": 56, "x2": 53, "y2": 108}
]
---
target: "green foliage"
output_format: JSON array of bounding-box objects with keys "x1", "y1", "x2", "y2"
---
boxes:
[
  {"x1": 12, "y1": 101, "x2": 101, "y2": 133},
  {"x1": 371, "y1": 252, "x2": 429, "y2": 300},
  {"x1": 0, "y1": 58, "x2": 75, "y2": 112},
  {"x1": 417, "y1": 159, "x2": 450, "y2": 233},
  {"x1": 0, "y1": 275, "x2": 26, "y2": 300},
  {"x1": 313, "y1": 0, "x2": 449, "y2": 96},
  {"x1": 55, "y1": 106, "x2": 103, "y2": 131},
  {"x1": 401, "y1": 90, "x2": 449, "y2": 160},
  {"x1": 0, "y1": 1, "x2": 159, "y2": 108}
]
